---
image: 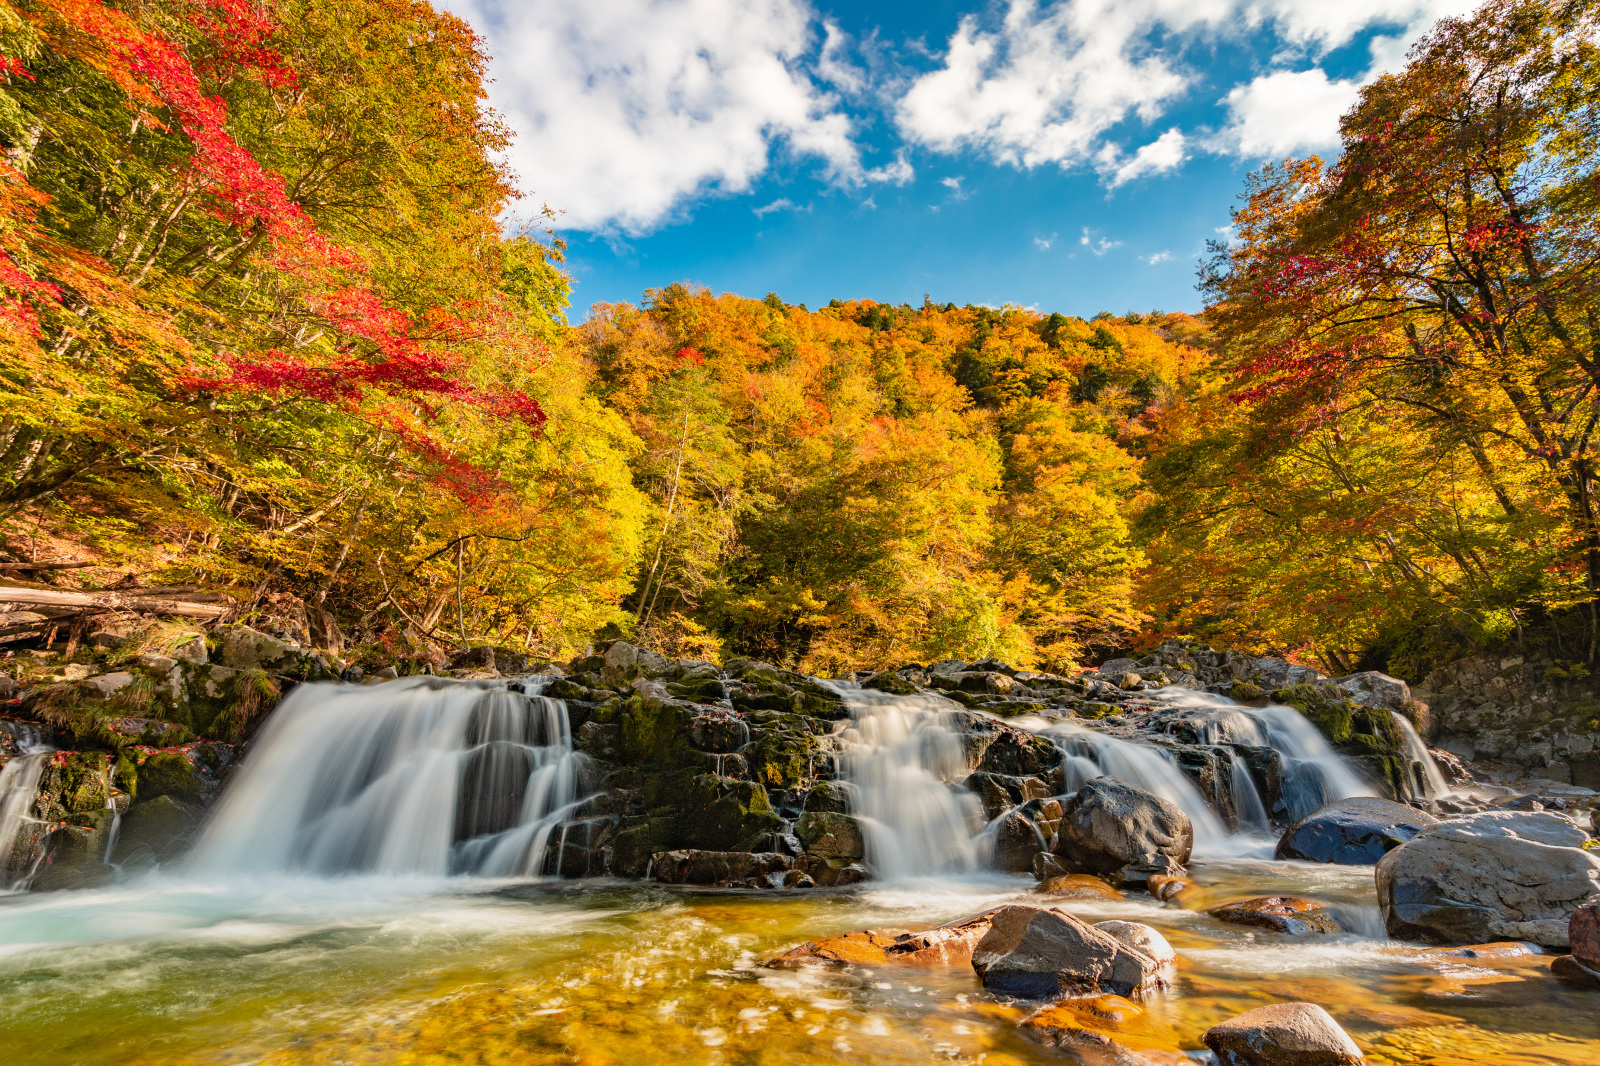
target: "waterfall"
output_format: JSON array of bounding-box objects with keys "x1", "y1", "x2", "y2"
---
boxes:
[
  {"x1": 189, "y1": 677, "x2": 589, "y2": 878},
  {"x1": 1390, "y1": 712, "x2": 1451, "y2": 799},
  {"x1": 1040, "y1": 721, "x2": 1232, "y2": 850},
  {"x1": 834, "y1": 689, "x2": 982, "y2": 879},
  {"x1": 1228, "y1": 752, "x2": 1271, "y2": 831},
  {"x1": 0, "y1": 722, "x2": 51, "y2": 890},
  {"x1": 1151, "y1": 690, "x2": 1376, "y2": 822}
]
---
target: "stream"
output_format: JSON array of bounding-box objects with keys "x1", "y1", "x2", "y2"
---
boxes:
[{"x1": 0, "y1": 678, "x2": 1597, "y2": 1064}]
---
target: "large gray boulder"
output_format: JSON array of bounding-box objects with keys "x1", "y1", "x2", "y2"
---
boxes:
[
  {"x1": 1203, "y1": 1002, "x2": 1365, "y2": 1065},
  {"x1": 970, "y1": 904, "x2": 1165, "y2": 999},
  {"x1": 1055, "y1": 776, "x2": 1193, "y2": 885},
  {"x1": 1329, "y1": 671, "x2": 1410, "y2": 710},
  {"x1": 1276, "y1": 797, "x2": 1438, "y2": 865},
  {"x1": 1376, "y1": 810, "x2": 1600, "y2": 947}
]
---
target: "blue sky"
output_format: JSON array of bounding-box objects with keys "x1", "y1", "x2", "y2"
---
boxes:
[{"x1": 439, "y1": 0, "x2": 1480, "y2": 319}]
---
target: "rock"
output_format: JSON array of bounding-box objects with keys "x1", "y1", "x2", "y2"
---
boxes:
[
  {"x1": 861, "y1": 670, "x2": 918, "y2": 695},
  {"x1": 1570, "y1": 896, "x2": 1600, "y2": 970},
  {"x1": 799, "y1": 857, "x2": 870, "y2": 886},
  {"x1": 1329, "y1": 671, "x2": 1410, "y2": 710},
  {"x1": 1209, "y1": 897, "x2": 1344, "y2": 935},
  {"x1": 970, "y1": 904, "x2": 1166, "y2": 999},
  {"x1": 1551, "y1": 954, "x2": 1600, "y2": 988},
  {"x1": 1056, "y1": 777, "x2": 1193, "y2": 885},
  {"x1": 1275, "y1": 797, "x2": 1439, "y2": 865},
  {"x1": 60, "y1": 663, "x2": 91, "y2": 681},
  {"x1": 81, "y1": 671, "x2": 135, "y2": 697},
  {"x1": 1376, "y1": 810, "x2": 1600, "y2": 946},
  {"x1": 170, "y1": 633, "x2": 208, "y2": 665},
  {"x1": 1035, "y1": 874, "x2": 1122, "y2": 900},
  {"x1": 111, "y1": 795, "x2": 204, "y2": 869},
  {"x1": 1093, "y1": 921, "x2": 1175, "y2": 965},
  {"x1": 795, "y1": 811, "x2": 865, "y2": 861},
  {"x1": 1202, "y1": 1002, "x2": 1365, "y2": 1065},
  {"x1": 771, "y1": 909, "x2": 1001, "y2": 969},
  {"x1": 1147, "y1": 874, "x2": 1189, "y2": 901},
  {"x1": 963, "y1": 770, "x2": 1051, "y2": 819},
  {"x1": 649, "y1": 849, "x2": 792, "y2": 887},
  {"x1": 977, "y1": 729, "x2": 1062, "y2": 778},
  {"x1": 676, "y1": 774, "x2": 785, "y2": 852},
  {"x1": 216, "y1": 626, "x2": 297, "y2": 671},
  {"x1": 802, "y1": 780, "x2": 853, "y2": 813}
]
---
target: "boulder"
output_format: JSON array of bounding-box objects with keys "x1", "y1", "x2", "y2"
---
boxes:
[
  {"x1": 1376, "y1": 810, "x2": 1600, "y2": 947},
  {"x1": 649, "y1": 849, "x2": 792, "y2": 887},
  {"x1": 861, "y1": 670, "x2": 918, "y2": 695},
  {"x1": 215, "y1": 626, "x2": 296, "y2": 671},
  {"x1": 1093, "y1": 921, "x2": 1175, "y2": 965},
  {"x1": 970, "y1": 904, "x2": 1166, "y2": 999},
  {"x1": 794, "y1": 811, "x2": 865, "y2": 861},
  {"x1": 1208, "y1": 897, "x2": 1344, "y2": 935},
  {"x1": 1329, "y1": 671, "x2": 1410, "y2": 710},
  {"x1": 1055, "y1": 777, "x2": 1193, "y2": 885},
  {"x1": 1275, "y1": 797, "x2": 1439, "y2": 865},
  {"x1": 1202, "y1": 1002, "x2": 1365, "y2": 1065},
  {"x1": 1570, "y1": 896, "x2": 1600, "y2": 971}
]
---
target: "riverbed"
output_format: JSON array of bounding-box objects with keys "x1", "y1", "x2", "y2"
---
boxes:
[{"x1": 1, "y1": 860, "x2": 1596, "y2": 1065}]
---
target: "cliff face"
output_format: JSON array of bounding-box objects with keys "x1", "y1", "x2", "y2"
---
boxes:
[{"x1": 1414, "y1": 653, "x2": 1600, "y2": 788}]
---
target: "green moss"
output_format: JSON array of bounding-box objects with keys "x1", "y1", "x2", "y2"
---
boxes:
[
  {"x1": 618, "y1": 696, "x2": 695, "y2": 770},
  {"x1": 674, "y1": 773, "x2": 783, "y2": 851},
  {"x1": 135, "y1": 751, "x2": 207, "y2": 804}
]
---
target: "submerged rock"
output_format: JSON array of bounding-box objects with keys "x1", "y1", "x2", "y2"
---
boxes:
[
  {"x1": 1035, "y1": 874, "x2": 1122, "y2": 900},
  {"x1": 1275, "y1": 797, "x2": 1438, "y2": 865},
  {"x1": 1376, "y1": 810, "x2": 1600, "y2": 946},
  {"x1": 1208, "y1": 897, "x2": 1345, "y2": 935},
  {"x1": 1055, "y1": 777, "x2": 1193, "y2": 886},
  {"x1": 770, "y1": 909, "x2": 1000, "y2": 968},
  {"x1": 1551, "y1": 954, "x2": 1600, "y2": 988},
  {"x1": 1202, "y1": 1002, "x2": 1365, "y2": 1065},
  {"x1": 970, "y1": 904, "x2": 1167, "y2": 999}
]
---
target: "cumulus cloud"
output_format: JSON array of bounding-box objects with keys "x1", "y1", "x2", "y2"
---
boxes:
[
  {"x1": 1144, "y1": 250, "x2": 1173, "y2": 263},
  {"x1": 1100, "y1": 128, "x2": 1187, "y2": 187},
  {"x1": 440, "y1": 0, "x2": 865, "y2": 234},
  {"x1": 1211, "y1": 68, "x2": 1360, "y2": 157},
  {"x1": 895, "y1": 0, "x2": 1481, "y2": 180}
]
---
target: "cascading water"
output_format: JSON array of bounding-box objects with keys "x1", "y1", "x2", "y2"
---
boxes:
[
  {"x1": 833, "y1": 689, "x2": 983, "y2": 879},
  {"x1": 833, "y1": 681, "x2": 1380, "y2": 874},
  {"x1": 1151, "y1": 689, "x2": 1376, "y2": 822},
  {"x1": 1038, "y1": 720, "x2": 1233, "y2": 850},
  {"x1": 1390, "y1": 711, "x2": 1452, "y2": 799},
  {"x1": 189, "y1": 677, "x2": 590, "y2": 878},
  {"x1": 0, "y1": 722, "x2": 51, "y2": 890}
]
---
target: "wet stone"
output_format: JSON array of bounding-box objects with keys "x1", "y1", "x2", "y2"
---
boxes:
[
  {"x1": 1203, "y1": 1002, "x2": 1366, "y2": 1065},
  {"x1": 1275, "y1": 797, "x2": 1439, "y2": 865},
  {"x1": 970, "y1": 904, "x2": 1167, "y2": 1000},
  {"x1": 1208, "y1": 897, "x2": 1345, "y2": 936}
]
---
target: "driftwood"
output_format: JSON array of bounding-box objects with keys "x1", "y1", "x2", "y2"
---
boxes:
[
  {"x1": 0, "y1": 560, "x2": 95, "y2": 572},
  {"x1": 0, "y1": 587, "x2": 231, "y2": 619}
]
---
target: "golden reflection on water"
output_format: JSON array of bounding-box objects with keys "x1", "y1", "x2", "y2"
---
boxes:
[{"x1": 0, "y1": 861, "x2": 1596, "y2": 1065}]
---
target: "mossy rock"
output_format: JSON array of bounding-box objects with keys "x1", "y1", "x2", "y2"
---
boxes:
[
  {"x1": 134, "y1": 749, "x2": 210, "y2": 804},
  {"x1": 861, "y1": 671, "x2": 918, "y2": 696},
  {"x1": 618, "y1": 695, "x2": 697, "y2": 770},
  {"x1": 1273, "y1": 682, "x2": 1406, "y2": 797},
  {"x1": 674, "y1": 773, "x2": 784, "y2": 851},
  {"x1": 612, "y1": 814, "x2": 677, "y2": 877},
  {"x1": 746, "y1": 715, "x2": 820, "y2": 789},
  {"x1": 795, "y1": 811, "x2": 864, "y2": 860},
  {"x1": 666, "y1": 677, "x2": 729, "y2": 702},
  {"x1": 32, "y1": 752, "x2": 117, "y2": 823}
]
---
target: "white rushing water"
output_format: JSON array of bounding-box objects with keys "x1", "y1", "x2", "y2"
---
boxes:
[
  {"x1": 188, "y1": 677, "x2": 589, "y2": 877},
  {"x1": 834, "y1": 683, "x2": 1378, "y2": 876},
  {"x1": 833, "y1": 690, "x2": 983, "y2": 879},
  {"x1": 1390, "y1": 711, "x2": 1452, "y2": 799},
  {"x1": 0, "y1": 722, "x2": 52, "y2": 891}
]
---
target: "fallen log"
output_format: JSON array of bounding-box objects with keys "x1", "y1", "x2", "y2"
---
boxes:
[
  {"x1": 0, "y1": 587, "x2": 230, "y2": 619},
  {"x1": 0, "y1": 560, "x2": 95, "y2": 572}
]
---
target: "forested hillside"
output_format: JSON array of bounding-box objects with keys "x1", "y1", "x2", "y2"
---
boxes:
[{"x1": 4, "y1": 0, "x2": 1600, "y2": 680}]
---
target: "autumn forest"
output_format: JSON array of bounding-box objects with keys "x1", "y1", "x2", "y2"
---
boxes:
[{"x1": 3, "y1": 0, "x2": 1599, "y2": 680}]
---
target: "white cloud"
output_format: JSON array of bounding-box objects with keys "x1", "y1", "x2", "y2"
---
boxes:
[
  {"x1": 1080, "y1": 227, "x2": 1121, "y2": 255},
  {"x1": 1035, "y1": 232, "x2": 1057, "y2": 249},
  {"x1": 895, "y1": 0, "x2": 1481, "y2": 181},
  {"x1": 1144, "y1": 250, "x2": 1173, "y2": 263},
  {"x1": 1100, "y1": 127, "x2": 1186, "y2": 187},
  {"x1": 1212, "y1": 68, "x2": 1360, "y2": 157},
  {"x1": 440, "y1": 0, "x2": 864, "y2": 234},
  {"x1": 753, "y1": 197, "x2": 797, "y2": 217},
  {"x1": 865, "y1": 148, "x2": 915, "y2": 184}
]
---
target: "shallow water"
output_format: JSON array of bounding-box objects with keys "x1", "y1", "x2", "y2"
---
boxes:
[{"x1": 1, "y1": 863, "x2": 1596, "y2": 1065}]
